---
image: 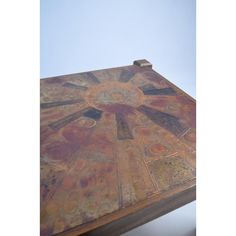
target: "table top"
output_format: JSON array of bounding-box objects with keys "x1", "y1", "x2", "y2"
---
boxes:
[{"x1": 40, "y1": 60, "x2": 196, "y2": 236}]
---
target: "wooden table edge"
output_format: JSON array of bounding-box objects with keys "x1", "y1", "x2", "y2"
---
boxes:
[
  {"x1": 55, "y1": 179, "x2": 196, "y2": 236},
  {"x1": 44, "y1": 59, "x2": 196, "y2": 236}
]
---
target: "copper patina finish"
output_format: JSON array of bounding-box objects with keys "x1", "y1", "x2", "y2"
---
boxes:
[{"x1": 40, "y1": 60, "x2": 196, "y2": 236}]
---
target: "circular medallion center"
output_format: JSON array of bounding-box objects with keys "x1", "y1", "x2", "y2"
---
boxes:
[{"x1": 86, "y1": 81, "x2": 144, "y2": 110}]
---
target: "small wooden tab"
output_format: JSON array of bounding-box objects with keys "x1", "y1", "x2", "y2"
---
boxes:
[{"x1": 133, "y1": 59, "x2": 152, "y2": 68}]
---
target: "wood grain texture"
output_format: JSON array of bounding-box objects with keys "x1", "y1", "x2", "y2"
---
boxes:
[{"x1": 40, "y1": 60, "x2": 196, "y2": 236}]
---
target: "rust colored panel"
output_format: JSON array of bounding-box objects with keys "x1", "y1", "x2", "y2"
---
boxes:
[{"x1": 40, "y1": 60, "x2": 196, "y2": 236}]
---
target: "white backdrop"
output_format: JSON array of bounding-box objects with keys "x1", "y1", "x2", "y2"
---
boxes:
[{"x1": 41, "y1": 0, "x2": 196, "y2": 97}]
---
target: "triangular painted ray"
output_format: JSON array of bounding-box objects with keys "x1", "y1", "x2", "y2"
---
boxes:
[
  {"x1": 115, "y1": 113, "x2": 133, "y2": 140},
  {"x1": 119, "y1": 69, "x2": 136, "y2": 83},
  {"x1": 40, "y1": 98, "x2": 84, "y2": 109},
  {"x1": 48, "y1": 107, "x2": 103, "y2": 130},
  {"x1": 139, "y1": 84, "x2": 176, "y2": 95},
  {"x1": 137, "y1": 105, "x2": 188, "y2": 137}
]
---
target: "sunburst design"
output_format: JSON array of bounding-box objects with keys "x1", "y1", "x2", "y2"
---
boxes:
[
  {"x1": 41, "y1": 68, "x2": 188, "y2": 139},
  {"x1": 40, "y1": 62, "x2": 196, "y2": 236}
]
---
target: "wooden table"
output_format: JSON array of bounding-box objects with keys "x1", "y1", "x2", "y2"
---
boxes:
[{"x1": 40, "y1": 60, "x2": 196, "y2": 236}]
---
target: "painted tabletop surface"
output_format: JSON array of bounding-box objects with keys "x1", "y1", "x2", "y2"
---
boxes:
[{"x1": 40, "y1": 61, "x2": 196, "y2": 236}]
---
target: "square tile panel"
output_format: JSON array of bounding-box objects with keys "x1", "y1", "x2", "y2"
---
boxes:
[{"x1": 40, "y1": 60, "x2": 196, "y2": 236}]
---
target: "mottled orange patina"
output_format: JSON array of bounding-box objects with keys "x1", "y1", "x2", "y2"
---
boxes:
[{"x1": 40, "y1": 60, "x2": 196, "y2": 236}]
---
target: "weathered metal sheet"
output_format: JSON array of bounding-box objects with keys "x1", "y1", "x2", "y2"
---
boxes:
[{"x1": 40, "y1": 60, "x2": 196, "y2": 236}]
